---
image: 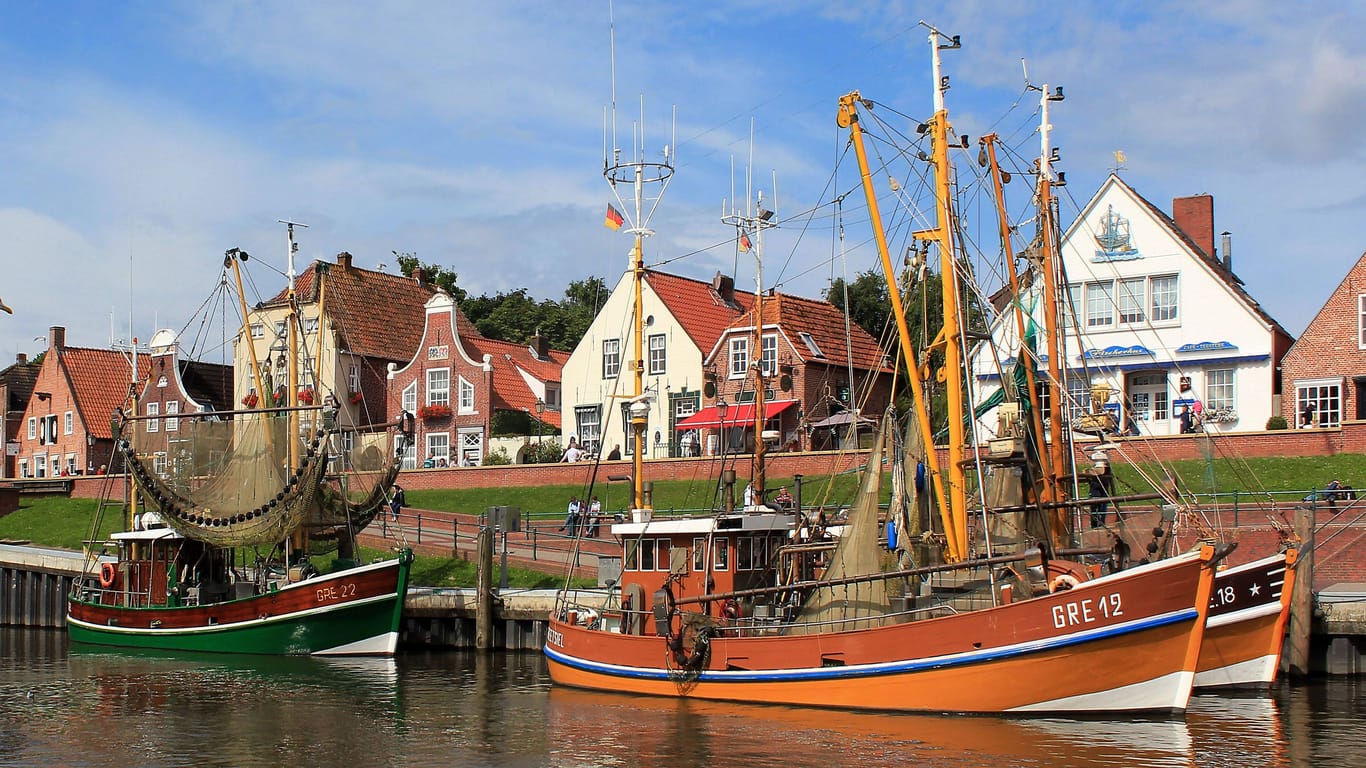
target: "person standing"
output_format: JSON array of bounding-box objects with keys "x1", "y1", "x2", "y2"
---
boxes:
[
  {"x1": 560, "y1": 496, "x2": 581, "y2": 537},
  {"x1": 587, "y1": 495, "x2": 603, "y2": 537},
  {"x1": 606, "y1": 444, "x2": 622, "y2": 461}
]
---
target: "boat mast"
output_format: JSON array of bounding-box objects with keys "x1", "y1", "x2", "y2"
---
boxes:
[
  {"x1": 724, "y1": 177, "x2": 778, "y2": 501},
  {"x1": 1032, "y1": 84, "x2": 1073, "y2": 548},
  {"x1": 605, "y1": 101, "x2": 674, "y2": 514},
  {"x1": 280, "y1": 219, "x2": 308, "y2": 557}
]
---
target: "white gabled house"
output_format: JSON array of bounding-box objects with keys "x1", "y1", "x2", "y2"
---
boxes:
[{"x1": 971, "y1": 173, "x2": 1292, "y2": 437}]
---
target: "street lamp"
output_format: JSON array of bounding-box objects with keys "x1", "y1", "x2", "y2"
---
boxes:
[
  {"x1": 534, "y1": 398, "x2": 545, "y2": 455},
  {"x1": 716, "y1": 398, "x2": 729, "y2": 455}
]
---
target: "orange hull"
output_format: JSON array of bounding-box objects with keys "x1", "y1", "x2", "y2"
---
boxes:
[
  {"x1": 1195, "y1": 549, "x2": 1296, "y2": 688},
  {"x1": 546, "y1": 549, "x2": 1215, "y2": 714}
]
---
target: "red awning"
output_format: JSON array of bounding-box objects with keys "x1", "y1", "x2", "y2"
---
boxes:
[{"x1": 674, "y1": 399, "x2": 797, "y2": 430}]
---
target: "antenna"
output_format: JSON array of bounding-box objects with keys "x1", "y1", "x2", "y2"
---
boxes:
[{"x1": 277, "y1": 220, "x2": 309, "y2": 292}]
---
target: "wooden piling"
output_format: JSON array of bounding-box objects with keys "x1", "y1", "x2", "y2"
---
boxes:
[
  {"x1": 1286, "y1": 502, "x2": 1316, "y2": 678},
  {"x1": 475, "y1": 525, "x2": 494, "y2": 651}
]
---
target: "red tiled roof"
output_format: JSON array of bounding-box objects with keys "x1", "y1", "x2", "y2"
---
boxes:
[
  {"x1": 462, "y1": 336, "x2": 570, "y2": 430},
  {"x1": 61, "y1": 347, "x2": 150, "y2": 440},
  {"x1": 643, "y1": 271, "x2": 754, "y2": 351},
  {"x1": 263, "y1": 257, "x2": 476, "y2": 362},
  {"x1": 723, "y1": 292, "x2": 892, "y2": 373}
]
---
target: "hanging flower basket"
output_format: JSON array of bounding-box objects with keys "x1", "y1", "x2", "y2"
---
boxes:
[
  {"x1": 348, "y1": 390, "x2": 364, "y2": 405},
  {"x1": 298, "y1": 388, "x2": 315, "y2": 405},
  {"x1": 418, "y1": 404, "x2": 452, "y2": 420},
  {"x1": 241, "y1": 392, "x2": 259, "y2": 408}
]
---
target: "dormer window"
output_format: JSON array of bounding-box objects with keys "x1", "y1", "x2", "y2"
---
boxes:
[{"x1": 798, "y1": 331, "x2": 824, "y2": 359}]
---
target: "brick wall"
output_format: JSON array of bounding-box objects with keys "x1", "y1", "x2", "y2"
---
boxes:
[{"x1": 1280, "y1": 252, "x2": 1366, "y2": 424}]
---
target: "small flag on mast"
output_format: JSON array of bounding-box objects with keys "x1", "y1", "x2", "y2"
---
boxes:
[
  {"x1": 605, "y1": 204, "x2": 624, "y2": 230},
  {"x1": 739, "y1": 232, "x2": 752, "y2": 253}
]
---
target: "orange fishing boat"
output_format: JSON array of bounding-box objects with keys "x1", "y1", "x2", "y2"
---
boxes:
[{"x1": 545, "y1": 24, "x2": 1220, "y2": 715}]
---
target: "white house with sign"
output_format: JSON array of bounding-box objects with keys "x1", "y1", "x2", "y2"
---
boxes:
[{"x1": 971, "y1": 173, "x2": 1292, "y2": 437}]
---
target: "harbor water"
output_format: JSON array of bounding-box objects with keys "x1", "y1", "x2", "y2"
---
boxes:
[{"x1": 1, "y1": 628, "x2": 1362, "y2": 767}]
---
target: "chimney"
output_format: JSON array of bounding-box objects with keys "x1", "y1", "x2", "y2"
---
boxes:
[
  {"x1": 336, "y1": 252, "x2": 353, "y2": 270},
  {"x1": 413, "y1": 267, "x2": 427, "y2": 286},
  {"x1": 15, "y1": 353, "x2": 26, "y2": 365},
  {"x1": 529, "y1": 330, "x2": 550, "y2": 359},
  {"x1": 711, "y1": 271, "x2": 736, "y2": 305},
  {"x1": 1220, "y1": 231, "x2": 1233, "y2": 273},
  {"x1": 49, "y1": 326, "x2": 65, "y2": 351},
  {"x1": 1171, "y1": 194, "x2": 1215, "y2": 260}
]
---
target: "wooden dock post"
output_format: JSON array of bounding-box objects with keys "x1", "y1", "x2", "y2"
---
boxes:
[
  {"x1": 1286, "y1": 502, "x2": 1316, "y2": 678},
  {"x1": 475, "y1": 525, "x2": 494, "y2": 651}
]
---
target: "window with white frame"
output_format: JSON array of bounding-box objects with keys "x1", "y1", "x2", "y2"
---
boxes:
[
  {"x1": 165, "y1": 401, "x2": 179, "y2": 432},
  {"x1": 64, "y1": 411, "x2": 73, "y2": 435},
  {"x1": 1150, "y1": 275, "x2": 1179, "y2": 322},
  {"x1": 648, "y1": 333, "x2": 666, "y2": 375},
  {"x1": 729, "y1": 337, "x2": 749, "y2": 378},
  {"x1": 250, "y1": 324, "x2": 265, "y2": 339},
  {"x1": 458, "y1": 376, "x2": 475, "y2": 413},
  {"x1": 304, "y1": 316, "x2": 319, "y2": 334},
  {"x1": 402, "y1": 381, "x2": 417, "y2": 415},
  {"x1": 1358, "y1": 294, "x2": 1366, "y2": 349},
  {"x1": 426, "y1": 368, "x2": 450, "y2": 406},
  {"x1": 1085, "y1": 282, "x2": 1115, "y2": 328},
  {"x1": 426, "y1": 432, "x2": 450, "y2": 464},
  {"x1": 713, "y1": 537, "x2": 729, "y2": 571},
  {"x1": 147, "y1": 402, "x2": 160, "y2": 433},
  {"x1": 575, "y1": 404, "x2": 602, "y2": 455},
  {"x1": 27, "y1": 417, "x2": 36, "y2": 440},
  {"x1": 274, "y1": 320, "x2": 287, "y2": 338},
  {"x1": 1117, "y1": 278, "x2": 1145, "y2": 324},
  {"x1": 692, "y1": 537, "x2": 706, "y2": 571},
  {"x1": 1205, "y1": 368, "x2": 1235, "y2": 412},
  {"x1": 761, "y1": 333, "x2": 778, "y2": 376},
  {"x1": 1066, "y1": 378, "x2": 1092, "y2": 421},
  {"x1": 348, "y1": 364, "x2": 361, "y2": 393},
  {"x1": 18, "y1": 459, "x2": 27, "y2": 478},
  {"x1": 399, "y1": 438, "x2": 417, "y2": 470},
  {"x1": 602, "y1": 339, "x2": 620, "y2": 379},
  {"x1": 1296, "y1": 379, "x2": 1342, "y2": 428}
]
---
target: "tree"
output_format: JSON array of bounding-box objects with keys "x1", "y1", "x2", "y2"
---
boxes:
[{"x1": 393, "y1": 251, "x2": 466, "y2": 303}]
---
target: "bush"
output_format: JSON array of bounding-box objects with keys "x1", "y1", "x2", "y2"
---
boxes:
[
  {"x1": 1266, "y1": 415, "x2": 1289, "y2": 431},
  {"x1": 524, "y1": 438, "x2": 563, "y2": 464},
  {"x1": 484, "y1": 446, "x2": 512, "y2": 465}
]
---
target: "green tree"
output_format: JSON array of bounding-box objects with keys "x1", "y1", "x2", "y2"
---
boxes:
[{"x1": 393, "y1": 251, "x2": 466, "y2": 303}]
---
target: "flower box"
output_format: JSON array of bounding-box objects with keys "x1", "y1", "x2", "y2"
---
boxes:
[
  {"x1": 348, "y1": 390, "x2": 364, "y2": 405},
  {"x1": 418, "y1": 404, "x2": 452, "y2": 420},
  {"x1": 298, "y1": 388, "x2": 315, "y2": 405},
  {"x1": 241, "y1": 392, "x2": 259, "y2": 408}
]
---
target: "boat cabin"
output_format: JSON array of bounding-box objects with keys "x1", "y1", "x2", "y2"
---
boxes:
[{"x1": 86, "y1": 513, "x2": 241, "y2": 609}]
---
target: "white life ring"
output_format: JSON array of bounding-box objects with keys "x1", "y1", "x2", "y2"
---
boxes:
[{"x1": 1049, "y1": 573, "x2": 1081, "y2": 593}]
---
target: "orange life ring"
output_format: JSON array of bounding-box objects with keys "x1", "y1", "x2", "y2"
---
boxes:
[
  {"x1": 1048, "y1": 573, "x2": 1081, "y2": 593},
  {"x1": 98, "y1": 562, "x2": 116, "y2": 588}
]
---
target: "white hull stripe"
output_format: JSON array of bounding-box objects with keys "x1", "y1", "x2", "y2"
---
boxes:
[
  {"x1": 1194, "y1": 654, "x2": 1278, "y2": 688},
  {"x1": 1206, "y1": 601, "x2": 1283, "y2": 629},
  {"x1": 546, "y1": 608, "x2": 1199, "y2": 684},
  {"x1": 1009, "y1": 670, "x2": 1194, "y2": 712},
  {"x1": 315, "y1": 631, "x2": 399, "y2": 656}
]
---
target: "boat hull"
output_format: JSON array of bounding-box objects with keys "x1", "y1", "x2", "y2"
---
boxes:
[
  {"x1": 67, "y1": 553, "x2": 411, "y2": 656},
  {"x1": 1195, "y1": 549, "x2": 1296, "y2": 689},
  {"x1": 546, "y1": 549, "x2": 1214, "y2": 714}
]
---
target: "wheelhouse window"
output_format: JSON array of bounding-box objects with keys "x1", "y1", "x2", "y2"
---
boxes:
[
  {"x1": 692, "y1": 537, "x2": 706, "y2": 571},
  {"x1": 602, "y1": 339, "x2": 620, "y2": 379},
  {"x1": 713, "y1": 537, "x2": 729, "y2": 571}
]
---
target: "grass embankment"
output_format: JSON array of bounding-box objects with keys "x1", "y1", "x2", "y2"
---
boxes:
[
  {"x1": 0, "y1": 497, "x2": 572, "y2": 589},
  {"x1": 4, "y1": 453, "x2": 1359, "y2": 584}
]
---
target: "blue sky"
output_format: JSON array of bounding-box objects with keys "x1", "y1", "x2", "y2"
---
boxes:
[{"x1": 1, "y1": 1, "x2": 1363, "y2": 363}]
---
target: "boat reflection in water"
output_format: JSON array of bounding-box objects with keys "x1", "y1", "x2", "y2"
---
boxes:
[{"x1": 546, "y1": 686, "x2": 1294, "y2": 768}]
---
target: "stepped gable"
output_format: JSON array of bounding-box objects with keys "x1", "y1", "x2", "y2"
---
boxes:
[
  {"x1": 643, "y1": 270, "x2": 754, "y2": 350},
  {"x1": 461, "y1": 335, "x2": 568, "y2": 430},
  {"x1": 265, "y1": 254, "x2": 477, "y2": 362},
  {"x1": 741, "y1": 291, "x2": 892, "y2": 373},
  {"x1": 62, "y1": 347, "x2": 150, "y2": 439}
]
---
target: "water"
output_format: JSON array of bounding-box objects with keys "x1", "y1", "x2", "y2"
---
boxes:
[{"x1": 2, "y1": 628, "x2": 1362, "y2": 767}]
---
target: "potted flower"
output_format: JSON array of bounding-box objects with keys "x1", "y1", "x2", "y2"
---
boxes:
[
  {"x1": 418, "y1": 404, "x2": 452, "y2": 420},
  {"x1": 241, "y1": 392, "x2": 259, "y2": 408},
  {"x1": 298, "y1": 388, "x2": 315, "y2": 405},
  {"x1": 348, "y1": 390, "x2": 363, "y2": 405}
]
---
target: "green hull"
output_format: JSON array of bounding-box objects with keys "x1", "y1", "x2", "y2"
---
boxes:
[{"x1": 68, "y1": 554, "x2": 411, "y2": 656}]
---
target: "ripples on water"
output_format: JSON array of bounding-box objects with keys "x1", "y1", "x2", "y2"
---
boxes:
[{"x1": 1, "y1": 629, "x2": 1361, "y2": 767}]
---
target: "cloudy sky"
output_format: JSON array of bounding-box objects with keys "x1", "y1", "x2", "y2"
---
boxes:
[{"x1": 1, "y1": 1, "x2": 1362, "y2": 363}]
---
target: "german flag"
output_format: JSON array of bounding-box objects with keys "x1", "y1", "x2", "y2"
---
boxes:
[
  {"x1": 739, "y1": 232, "x2": 752, "y2": 253},
  {"x1": 605, "y1": 204, "x2": 624, "y2": 230}
]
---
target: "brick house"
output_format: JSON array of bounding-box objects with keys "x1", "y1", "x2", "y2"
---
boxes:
[
  {"x1": 681, "y1": 290, "x2": 894, "y2": 454},
  {"x1": 0, "y1": 353, "x2": 40, "y2": 478},
  {"x1": 132, "y1": 328, "x2": 233, "y2": 470},
  {"x1": 386, "y1": 292, "x2": 568, "y2": 467},
  {"x1": 1279, "y1": 250, "x2": 1366, "y2": 427},
  {"x1": 971, "y1": 174, "x2": 1292, "y2": 436},
  {"x1": 561, "y1": 270, "x2": 754, "y2": 459},
  {"x1": 16, "y1": 326, "x2": 149, "y2": 478}
]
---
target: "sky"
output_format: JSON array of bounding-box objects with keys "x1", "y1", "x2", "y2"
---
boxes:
[{"x1": 1, "y1": 1, "x2": 1363, "y2": 364}]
